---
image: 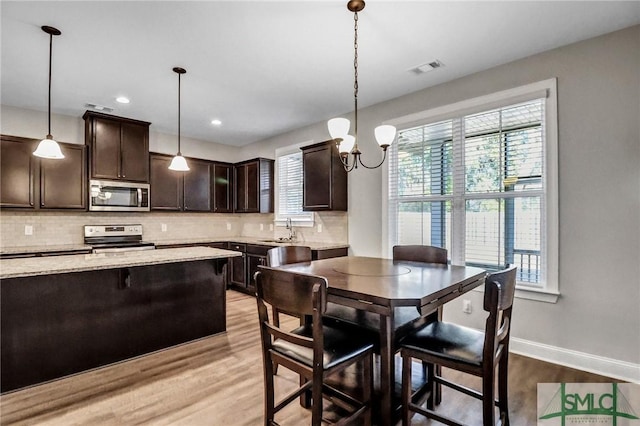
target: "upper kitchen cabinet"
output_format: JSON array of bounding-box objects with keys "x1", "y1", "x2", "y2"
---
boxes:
[
  {"x1": 149, "y1": 153, "x2": 212, "y2": 212},
  {"x1": 39, "y1": 143, "x2": 87, "y2": 209},
  {"x1": 1, "y1": 135, "x2": 87, "y2": 210},
  {"x1": 301, "y1": 141, "x2": 347, "y2": 211},
  {"x1": 149, "y1": 153, "x2": 182, "y2": 211},
  {"x1": 212, "y1": 162, "x2": 233, "y2": 213},
  {"x1": 183, "y1": 158, "x2": 211, "y2": 212},
  {"x1": 1, "y1": 135, "x2": 36, "y2": 208},
  {"x1": 234, "y1": 158, "x2": 274, "y2": 213},
  {"x1": 83, "y1": 111, "x2": 150, "y2": 183}
]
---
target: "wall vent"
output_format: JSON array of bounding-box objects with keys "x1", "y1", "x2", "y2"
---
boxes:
[
  {"x1": 85, "y1": 103, "x2": 114, "y2": 113},
  {"x1": 410, "y1": 60, "x2": 444, "y2": 75}
]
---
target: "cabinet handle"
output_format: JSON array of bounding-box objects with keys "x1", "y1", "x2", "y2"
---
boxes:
[{"x1": 119, "y1": 268, "x2": 131, "y2": 289}]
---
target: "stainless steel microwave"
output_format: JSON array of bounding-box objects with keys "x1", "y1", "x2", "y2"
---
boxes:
[{"x1": 89, "y1": 180, "x2": 150, "y2": 212}]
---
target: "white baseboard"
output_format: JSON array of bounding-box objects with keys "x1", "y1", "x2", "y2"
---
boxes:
[{"x1": 509, "y1": 337, "x2": 640, "y2": 383}]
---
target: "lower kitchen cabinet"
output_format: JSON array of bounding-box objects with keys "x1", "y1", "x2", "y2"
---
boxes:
[{"x1": 0, "y1": 259, "x2": 227, "y2": 393}]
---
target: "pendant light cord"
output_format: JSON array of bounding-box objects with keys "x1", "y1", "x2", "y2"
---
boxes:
[
  {"x1": 353, "y1": 11, "x2": 359, "y2": 149},
  {"x1": 177, "y1": 72, "x2": 181, "y2": 155},
  {"x1": 47, "y1": 32, "x2": 53, "y2": 138}
]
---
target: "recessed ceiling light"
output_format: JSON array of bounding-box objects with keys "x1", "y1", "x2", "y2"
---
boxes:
[
  {"x1": 211, "y1": 119, "x2": 222, "y2": 126},
  {"x1": 116, "y1": 96, "x2": 130, "y2": 104}
]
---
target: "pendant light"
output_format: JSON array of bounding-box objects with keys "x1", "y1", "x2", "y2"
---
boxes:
[
  {"x1": 327, "y1": 0, "x2": 396, "y2": 171},
  {"x1": 168, "y1": 67, "x2": 189, "y2": 171},
  {"x1": 33, "y1": 26, "x2": 64, "y2": 159}
]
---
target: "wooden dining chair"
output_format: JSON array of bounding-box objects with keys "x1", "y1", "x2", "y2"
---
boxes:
[
  {"x1": 265, "y1": 247, "x2": 312, "y2": 328},
  {"x1": 400, "y1": 265, "x2": 517, "y2": 426},
  {"x1": 255, "y1": 267, "x2": 374, "y2": 426}
]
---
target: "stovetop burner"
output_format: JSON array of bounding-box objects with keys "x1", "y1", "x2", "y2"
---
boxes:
[{"x1": 84, "y1": 224, "x2": 155, "y2": 253}]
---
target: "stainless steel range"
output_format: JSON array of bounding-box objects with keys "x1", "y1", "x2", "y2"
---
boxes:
[{"x1": 84, "y1": 224, "x2": 155, "y2": 253}]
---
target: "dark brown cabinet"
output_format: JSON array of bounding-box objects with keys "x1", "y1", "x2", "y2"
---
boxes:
[
  {"x1": 84, "y1": 111, "x2": 150, "y2": 183},
  {"x1": 40, "y1": 143, "x2": 87, "y2": 209},
  {"x1": 228, "y1": 242, "x2": 247, "y2": 288},
  {"x1": 149, "y1": 153, "x2": 182, "y2": 210},
  {"x1": 150, "y1": 154, "x2": 213, "y2": 212},
  {"x1": 234, "y1": 158, "x2": 274, "y2": 213},
  {"x1": 212, "y1": 163, "x2": 233, "y2": 213},
  {"x1": 301, "y1": 141, "x2": 348, "y2": 211},
  {"x1": 183, "y1": 158, "x2": 211, "y2": 212},
  {"x1": 1, "y1": 135, "x2": 36, "y2": 208},
  {"x1": 1, "y1": 135, "x2": 87, "y2": 210},
  {"x1": 246, "y1": 244, "x2": 270, "y2": 293}
]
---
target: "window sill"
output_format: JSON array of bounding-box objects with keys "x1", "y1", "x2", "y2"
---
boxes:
[{"x1": 473, "y1": 284, "x2": 559, "y2": 303}]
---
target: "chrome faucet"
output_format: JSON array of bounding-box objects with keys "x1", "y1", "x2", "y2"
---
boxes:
[{"x1": 285, "y1": 218, "x2": 296, "y2": 242}]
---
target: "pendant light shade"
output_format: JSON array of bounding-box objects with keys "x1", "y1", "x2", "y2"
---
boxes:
[
  {"x1": 34, "y1": 26, "x2": 64, "y2": 159},
  {"x1": 168, "y1": 67, "x2": 189, "y2": 171}
]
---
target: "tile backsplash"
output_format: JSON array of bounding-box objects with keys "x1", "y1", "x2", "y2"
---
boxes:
[{"x1": 0, "y1": 211, "x2": 348, "y2": 248}]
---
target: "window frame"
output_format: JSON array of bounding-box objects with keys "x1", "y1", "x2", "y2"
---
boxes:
[
  {"x1": 274, "y1": 142, "x2": 315, "y2": 227},
  {"x1": 383, "y1": 79, "x2": 559, "y2": 302}
]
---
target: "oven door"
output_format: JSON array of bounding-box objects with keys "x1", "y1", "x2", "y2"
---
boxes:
[{"x1": 89, "y1": 180, "x2": 150, "y2": 212}]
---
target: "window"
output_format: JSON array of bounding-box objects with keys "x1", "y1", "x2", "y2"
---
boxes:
[
  {"x1": 275, "y1": 147, "x2": 314, "y2": 225},
  {"x1": 387, "y1": 80, "x2": 558, "y2": 300}
]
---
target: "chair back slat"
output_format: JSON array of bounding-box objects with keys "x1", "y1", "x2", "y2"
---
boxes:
[
  {"x1": 255, "y1": 267, "x2": 328, "y2": 317},
  {"x1": 393, "y1": 245, "x2": 448, "y2": 264},
  {"x1": 266, "y1": 246, "x2": 312, "y2": 267}
]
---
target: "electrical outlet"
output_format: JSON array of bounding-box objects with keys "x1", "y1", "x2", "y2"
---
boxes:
[
  {"x1": 24, "y1": 225, "x2": 33, "y2": 236},
  {"x1": 161, "y1": 224, "x2": 167, "y2": 232},
  {"x1": 260, "y1": 223, "x2": 264, "y2": 231},
  {"x1": 226, "y1": 223, "x2": 232, "y2": 231},
  {"x1": 317, "y1": 224, "x2": 323, "y2": 233},
  {"x1": 269, "y1": 224, "x2": 274, "y2": 231},
  {"x1": 463, "y1": 299, "x2": 472, "y2": 314}
]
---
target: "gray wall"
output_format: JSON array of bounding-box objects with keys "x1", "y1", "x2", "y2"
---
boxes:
[{"x1": 244, "y1": 25, "x2": 640, "y2": 366}]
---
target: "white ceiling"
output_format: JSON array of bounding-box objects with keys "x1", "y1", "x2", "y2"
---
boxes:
[{"x1": 2, "y1": 1, "x2": 639, "y2": 147}]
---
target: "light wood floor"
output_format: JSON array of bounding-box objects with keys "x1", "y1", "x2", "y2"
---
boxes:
[{"x1": 1, "y1": 290, "x2": 617, "y2": 426}]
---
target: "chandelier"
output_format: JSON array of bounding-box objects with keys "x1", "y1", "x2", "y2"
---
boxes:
[{"x1": 327, "y1": 0, "x2": 396, "y2": 172}]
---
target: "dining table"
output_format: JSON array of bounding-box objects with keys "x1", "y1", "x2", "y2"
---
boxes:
[{"x1": 269, "y1": 255, "x2": 486, "y2": 425}]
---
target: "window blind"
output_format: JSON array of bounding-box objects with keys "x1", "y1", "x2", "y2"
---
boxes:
[
  {"x1": 389, "y1": 98, "x2": 547, "y2": 286},
  {"x1": 276, "y1": 151, "x2": 313, "y2": 221}
]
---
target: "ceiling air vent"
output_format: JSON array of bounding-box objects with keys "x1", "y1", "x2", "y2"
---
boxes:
[
  {"x1": 410, "y1": 60, "x2": 444, "y2": 75},
  {"x1": 85, "y1": 103, "x2": 114, "y2": 113}
]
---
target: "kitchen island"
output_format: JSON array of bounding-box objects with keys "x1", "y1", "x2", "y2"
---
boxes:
[{"x1": 0, "y1": 247, "x2": 241, "y2": 393}]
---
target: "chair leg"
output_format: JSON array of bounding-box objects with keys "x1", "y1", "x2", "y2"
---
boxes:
[
  {"x1": 426, "y1": 362, "x2": 435, "y2": 410},
  {"x1": 363, "y1": 354, "x2": 373, "y2": 425},
  {"x1": 311, "y1": 373, "x2": 323, "y2": 426},
  {"x1": 263, "y1": 356, "x2": 275, "y2": 426},
  {"x1": 482, "y1": 366, "x2": 496, "y2": 426},
  {"x1": 498, "y1": 355, "x2": 510, "y2": 425},
  {"x1": 401, "y1": 352, "x2": 412, "y2": 426}
]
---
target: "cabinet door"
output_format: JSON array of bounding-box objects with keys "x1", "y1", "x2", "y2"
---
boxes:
[
  {"x1": 212, "y1": 163, "x2": 233, "y2": 213},
  {"x1": 91, "y1": 117, "x2": 121, "y2": 180},
  {"x1": 230, "y1": 254, "x2": 246, "y2": 287},
  {"x1": 245, "y1": 161, "x2": 259, "y2": 212},
  {"x1": 246, "y1": 254, "x2": 265, "y2": 293},
  {"x1": 150, "y1": 154, "x2": 182, "y2": 210},
  {"x1": 120, "y1": 122, "x2": 149, "y2": 182},
  {"x1": 183, "y1": 159, "x2": 211, "y2": 212},
  {"x1": 303, "y1": 145, "x2": 332, "y2": 210},
  {"x1": 0, "y1": 136, "x2": 35, "y2": 208},
  {"x1": 234, "y1": 164, "x2": 247, "y2": 213},
  {"x1": 40, "y1": 143, "x2": 87, "y2": 209}
]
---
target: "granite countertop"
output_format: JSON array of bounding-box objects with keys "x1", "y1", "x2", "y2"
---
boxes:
[
  {"x1": 0, "y1": 247, "x2": 241, "y2": 280},
  {"x1": 154, "y1": 237, "x2": 349, "y2": 251},
  {"x1": 0, "y1": 244, "x2": 93, "y2": 256}
]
